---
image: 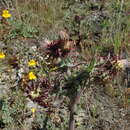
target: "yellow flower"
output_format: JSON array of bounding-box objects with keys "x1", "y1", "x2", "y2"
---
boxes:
[
  {"x1": 28, "y1": 60, "x2": 37, "y2": 67},
  {"x1": 31, "y1": 108, "x2": 36, "y2": 113},
  {"x1": 2, "y1": 10, "x2": 11, "y2": 18},
  {"x1": 31, "y1": 108, "x2": 36, "y2": 118},
  {"x1": 0, "y1": 52, "x2": 5, "y2": 59},
  {"x1": 3, "y1": 10, "x2": 9, "y2": 14},
  {"x1": 28, "y1": 72, "x2": 37, "y2": 80}
]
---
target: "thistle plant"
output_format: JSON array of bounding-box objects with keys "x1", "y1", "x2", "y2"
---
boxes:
[{"x1": 21, "y1": 77, "x2": 53, "y2": 108}]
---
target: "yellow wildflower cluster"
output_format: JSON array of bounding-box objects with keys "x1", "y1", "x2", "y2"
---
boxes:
[
  {"x1": 2, "y1": 10, "x2": 11, "y2": 18},
  {"x1": 0, "y1": 52, "x2": 38, "y2": 80},
  {"x1": 28, "y1": 59, "x2": 37, "y2": 80}
]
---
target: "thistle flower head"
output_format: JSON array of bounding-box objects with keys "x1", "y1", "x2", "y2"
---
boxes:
[
  {"x1": 46, "y1": 40, "x2": 71, "y2": 59},
  {"x1": 23, "y1": 77, "x2": 53, "y2": 107}
]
